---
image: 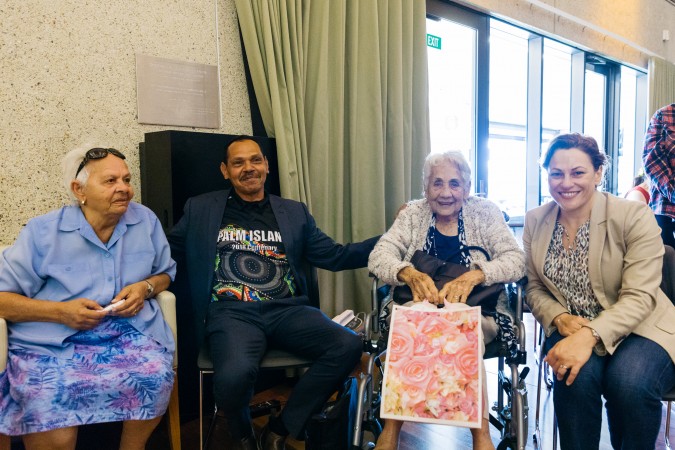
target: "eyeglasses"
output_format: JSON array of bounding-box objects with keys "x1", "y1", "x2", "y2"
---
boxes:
[{"x1": 75, "y1": 148, "x2": 126, "y2": 177}]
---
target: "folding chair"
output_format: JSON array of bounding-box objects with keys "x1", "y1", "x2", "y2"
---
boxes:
[
  {"x1": 660, "y1": 245, "x2": 675, "y2": 450},
  {"x1": 537, "y1": 244, "x2": 675, "y2": 450},
  {"x1": 197, "y1": 345, "x2": 312, "y2": 450}
]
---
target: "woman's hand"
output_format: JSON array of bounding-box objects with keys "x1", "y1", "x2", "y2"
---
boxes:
[
  {"x1": 544, "y1": 327, "x2": 597, "y2": 385},
  {"x1": 552, "y1": 313, "x2": 589, "y2": 337},
  {"x1": 58, "y1": 298, "x2": 106, "y2": 330},
  {"x1": 439, "y1": 269, "x2": 485, "y2": 304},
  {"x1": 111, "y1": 281, "x2": 149, "y2": 317},
  {"x1": 397, "y1": 266, "x2": 441, "y2": 303}
]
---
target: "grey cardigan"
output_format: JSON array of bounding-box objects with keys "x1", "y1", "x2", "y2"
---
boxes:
[{"x1": 368, "y1": 196, "x2": 526, "y2": 314}]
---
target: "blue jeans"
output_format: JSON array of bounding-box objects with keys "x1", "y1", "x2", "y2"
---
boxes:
[
  {"x1": 205, "y1": 298, "x2": 363, "y2": 439},
  {"x1": 545, "y1": 331, "x2": 675, "y2": 450}
]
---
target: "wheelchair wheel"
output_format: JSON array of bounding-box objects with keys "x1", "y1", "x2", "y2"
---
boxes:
[{"x1": 496, "y1": 437, "x2": 516, "y2": 450}]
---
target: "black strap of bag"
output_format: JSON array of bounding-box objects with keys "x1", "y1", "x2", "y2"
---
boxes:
[{"x1": 392, "y1": 246, "x2": 503, "y2": 314}]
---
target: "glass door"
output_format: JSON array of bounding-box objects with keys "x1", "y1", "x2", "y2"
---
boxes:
[
  {"x1": 583, "y1": 65, "x2": 608, "y2": 151},
  {"x1": 583, "y1": 56, "x2": 623, "y2": 193},
  {"x1": 426, "y1": 0, "x2": 488, "y2": 193}
]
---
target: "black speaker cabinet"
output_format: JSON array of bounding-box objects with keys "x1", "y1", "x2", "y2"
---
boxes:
[{"x1": 139, "y1": 130, "x2": 279, "y2": 231}]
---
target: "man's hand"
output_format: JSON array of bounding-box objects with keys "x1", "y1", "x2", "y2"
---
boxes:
[
  {"x1": 439, "y1": 269, "x2": 485, "y2": 304},
  {"x1": 58, "y1": 298, "x2": 106, "y2": 330},
  {"x1": 397, "y1": 266, "x2": 441, "y2": 303}
]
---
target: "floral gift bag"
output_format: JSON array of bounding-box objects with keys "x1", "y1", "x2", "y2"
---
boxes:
[{"x1": 380, "y1": 303, "x2": 482, "y2": 428}]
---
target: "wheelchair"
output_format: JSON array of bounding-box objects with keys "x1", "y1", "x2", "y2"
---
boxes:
[{"x1": 350, "y1": 277, "x2": 530, "y2": 450}]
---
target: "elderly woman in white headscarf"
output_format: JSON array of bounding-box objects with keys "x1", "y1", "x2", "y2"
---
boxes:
[
  {"x1": 368, "y1": 151, "x2": 526, "y2": 450},
  {"x1": 0, "y1": 145, "x2": 176, "y2": 450}
]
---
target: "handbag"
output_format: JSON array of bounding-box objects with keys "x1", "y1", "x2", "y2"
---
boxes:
[
  {"x1": 393, "y1": 247, "x2": 503, "y2": 314},
  {"x1": 305, "y1": 377, "x2": 358, "y2": 450}
]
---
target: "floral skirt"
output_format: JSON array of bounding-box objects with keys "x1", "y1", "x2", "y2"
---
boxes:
[{"x1": 0, "y1": 317, "x2": 174, "y2": 436}]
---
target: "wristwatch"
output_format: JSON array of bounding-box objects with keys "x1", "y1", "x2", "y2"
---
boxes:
[{"x1": 144, "y1": 279, "x2": 154, "y2": 298}]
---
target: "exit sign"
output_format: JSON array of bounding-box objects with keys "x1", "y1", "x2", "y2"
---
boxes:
[{"x1": 427, "y1": 34, "x2": 441, "y2": 49}]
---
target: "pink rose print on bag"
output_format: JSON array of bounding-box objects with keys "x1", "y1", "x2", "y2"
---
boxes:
[{"x1": 380, "y1": 304, "x2": 482, "y2": 428}]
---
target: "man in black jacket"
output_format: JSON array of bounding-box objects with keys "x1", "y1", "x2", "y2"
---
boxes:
[{"x1": 168, "y1": 136, "x2": 377, "y2": 450}]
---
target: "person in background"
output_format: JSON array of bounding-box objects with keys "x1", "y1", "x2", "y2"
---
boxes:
[
  {"x1": 0, "y1": 145, "x2": 176, "y2": 450},
  {"x1": 168, "y1": 135, "x2": 378, "y2": 450},
  {"x1": 643, "y1": 103, "x2": 675, "y2": 246},
  {"x1": 525, "y1": 133, "x2": 675, "y2": 449},
  {"x1": 368, "y1": 150, "x2": 526, "y2": 450},
  {"x1": 623, "y1": 173, "x2": 650, "y2": 204}
]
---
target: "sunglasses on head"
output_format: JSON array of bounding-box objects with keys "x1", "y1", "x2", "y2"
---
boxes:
[{"x1": 75, "y1": 148, "x2": 126, "y2": 177}]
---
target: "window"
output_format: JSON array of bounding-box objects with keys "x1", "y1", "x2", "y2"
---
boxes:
[
  {"x1": 487, "y1": 20, "x2": 529, "y2": 217},
  {"x1": 540, "y1": 39, "x2": 573, "y2": 205},
  {"x1": 426, "y1": 0, "x2": 647, "y2": 221},
  {"x1": 616, "y1": 66, "x2": 643, "y2": 196},
  {"x1": 427, "y1": 17, "x2": 477, "y2": 158}
]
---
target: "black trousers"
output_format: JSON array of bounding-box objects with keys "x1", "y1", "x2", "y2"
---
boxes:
[
  {"x1": 655, "y1": 214, "x2": 675, "y2": 249},
  {"x1": 205, "y1": 298, "x2": 362, "y2": 439}
]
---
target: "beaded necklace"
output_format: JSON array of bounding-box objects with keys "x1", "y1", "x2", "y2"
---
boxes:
[{"x1": 423, "y1": 209, "x2": 471, "y2": 267}]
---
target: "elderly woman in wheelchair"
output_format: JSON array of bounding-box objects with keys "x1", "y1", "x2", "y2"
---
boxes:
[{"x1": 368, "y1": 151, "x2": 526, "y2": 450}]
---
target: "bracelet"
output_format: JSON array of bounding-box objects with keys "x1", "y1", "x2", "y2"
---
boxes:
[
  {"x1": 583, "y1": 326, "x2": 601, "y2": 343},
  {"x1": 143, "y1": 279, "x2": 154, "y2": 299}
]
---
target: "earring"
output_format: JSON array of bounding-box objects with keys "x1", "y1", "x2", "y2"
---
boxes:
[{"x1": 80, "y1": 199, "x2": 86, "y2": 206}]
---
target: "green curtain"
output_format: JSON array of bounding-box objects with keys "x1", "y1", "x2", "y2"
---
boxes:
[
  {"x1": 648, "y1": 56, "x2": 675, "y2": 116},
  {"x1": 234, "y1": 0, "x2": 429, "y2": 315}
]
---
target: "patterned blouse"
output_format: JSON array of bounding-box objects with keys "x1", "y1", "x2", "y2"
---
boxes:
[{"x1": 544, "y1": 220, "x2": 603, "y2": 320}]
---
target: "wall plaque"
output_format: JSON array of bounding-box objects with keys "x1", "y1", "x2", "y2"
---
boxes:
[{"x1": 136, "y1": 54, "x2": 221, "y2": 128}]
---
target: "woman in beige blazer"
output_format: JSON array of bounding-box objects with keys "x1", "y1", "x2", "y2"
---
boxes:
[{"x1": 524, "y1": 133, "x2": 675, "y2": 450}]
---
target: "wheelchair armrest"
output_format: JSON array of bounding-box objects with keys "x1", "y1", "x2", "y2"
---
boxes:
[
  {"x1": 0, "y1": 317, "x2": 6, "y2": 373},
  {"x1": 156, "y1": 290, "x2": 178, "y2": 369}
]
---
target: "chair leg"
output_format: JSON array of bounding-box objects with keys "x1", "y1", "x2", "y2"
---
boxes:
[
  {"x1": 552, "y1": 411, "x2": 558, "y2": 450},
  {"x1": 0, "y1": 434, "x2": 9, "y2": 450},
  {"x1": 165, "y1": 371, "x2": 181, "y2": 450},
  {"x1": 666, "y1": 400, "x2": 672, "y2": 450},
  {"x1": 533, "y1": 319, "x2": 539, "y2": 355},
  {"x1": 200, "y1": 371, "x2": 205, "y2": 450},
  {"x1": 203, "y1": 405, "x2": 218, "y2": 449},
  {"x1": 533, "y1": 341, "x2": 547, "y2": 448}
]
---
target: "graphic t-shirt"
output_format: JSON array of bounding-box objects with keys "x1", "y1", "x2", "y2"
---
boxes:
[{"x1": 211, "y1": 193, "x2": 298, "y2": 302}]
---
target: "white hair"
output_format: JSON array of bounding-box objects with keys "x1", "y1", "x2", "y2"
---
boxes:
[
  {"x1": 422, "y1": 151, "x2": 472, "y2": 196},
  {"x1": 61, "y1": 142, "x2": 100, "y2": 202}
]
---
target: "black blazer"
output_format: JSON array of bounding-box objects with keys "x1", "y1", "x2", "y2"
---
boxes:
[{"x1": 168, "y1": 188, "x2": 379, "y2": 345}]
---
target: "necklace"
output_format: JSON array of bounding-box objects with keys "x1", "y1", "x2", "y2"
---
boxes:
[
  {"x1": 559, "y1": 219, "x2": 590, "y2": 251},
  {"x1": 558, "y1": 222, "x2": 575, "y2": 251},
  {"x1": 563, "y1": 226, "x2": 573, "y2": 250}
]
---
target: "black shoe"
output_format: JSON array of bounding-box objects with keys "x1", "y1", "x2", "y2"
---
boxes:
[
  {"x1": 231, "y1": 433, "x2": 260, "y2": 450},
  {"x1": 258, "y1": 424, "x2": 287, "y2": 450}
]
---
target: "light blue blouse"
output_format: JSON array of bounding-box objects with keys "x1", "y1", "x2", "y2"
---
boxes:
[{"x1": 0, "y1": 202, "x2": 177, "y2": 358}]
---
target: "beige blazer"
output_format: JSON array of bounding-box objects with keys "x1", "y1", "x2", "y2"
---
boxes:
[{"x1": 524, "y1": 191, "x2": 675, "y2": 362}]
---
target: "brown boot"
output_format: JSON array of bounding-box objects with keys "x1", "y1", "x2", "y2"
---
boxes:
[
  {"x1": 257, "y1": 424, "x2": 287, "y2": 450},
  {"x1": 231, "y1": 433, "x2": 260, "y2": 450}
]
